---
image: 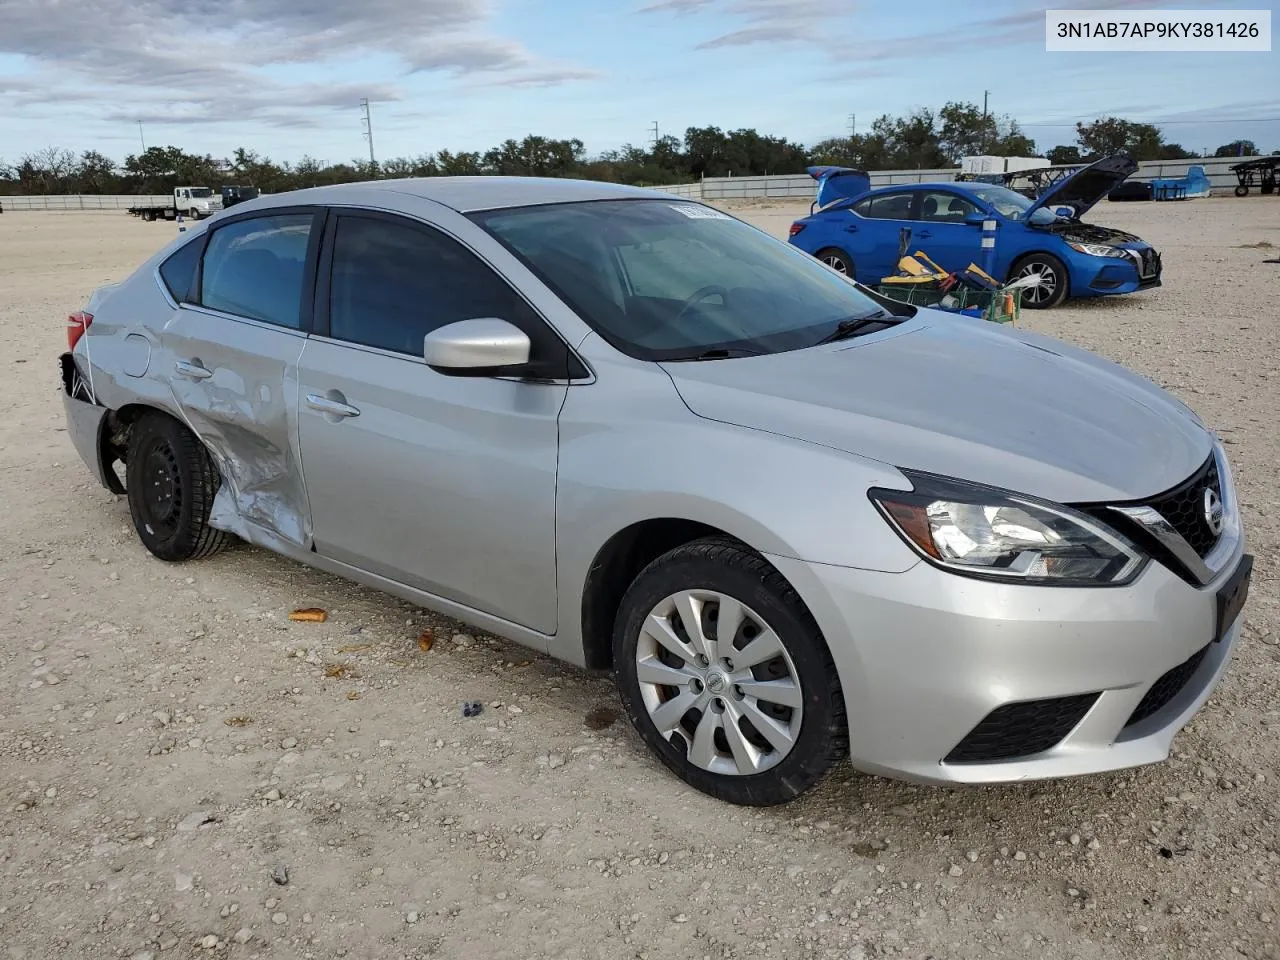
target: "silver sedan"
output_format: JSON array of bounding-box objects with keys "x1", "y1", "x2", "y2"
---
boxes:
[{"x1": 60, "y1": 177, "x2": 1251, "y2": 805}]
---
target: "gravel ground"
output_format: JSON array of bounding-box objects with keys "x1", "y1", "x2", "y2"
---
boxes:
[{"x1": 1, "y1": 198, "x2": 1278, "y2": 960}]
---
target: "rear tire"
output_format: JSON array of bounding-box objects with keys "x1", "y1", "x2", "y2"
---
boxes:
[
  {"x1": 613, "y1": 536, "x2": 847, "y2": 806},
  {"x1": 1009, "y1": 252, "x2": 1069, "y2": 309},
  {"x1": 125, "y1": 413, "x2": 229, "y2": 562},
  {"x1": 814, "y1": 247, "x2": 854, "y2": 278}
]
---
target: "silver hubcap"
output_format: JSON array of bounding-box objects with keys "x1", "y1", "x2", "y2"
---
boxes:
[
  {"x1": 822, "y1": 254, "x2": 849, "y2": 274},
  {"x1": 634, "y1": 590, "x2": 803, "y2": 776},
  {"x1": 1015, "y1": 262, "x2": 1057, "y2": 303}
]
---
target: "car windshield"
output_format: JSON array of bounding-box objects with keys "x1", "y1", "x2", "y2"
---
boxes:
[
  {"x1": 967, "y1": 185, "x2": 1061, "y2": 225},
  {"x1": 471, "y1": 199, "x2": 901, "y2": 360},
  {"x1": 189, "y1": 188, "x2": 213, "y2": 198}
]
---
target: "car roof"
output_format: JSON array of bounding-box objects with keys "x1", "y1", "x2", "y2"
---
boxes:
[
  {"x1": 869, "y1": 181, "x2": 984, "y2": 196},
  {"x1": 229, "y1": 176, "x2": 662, "y2": 215}
]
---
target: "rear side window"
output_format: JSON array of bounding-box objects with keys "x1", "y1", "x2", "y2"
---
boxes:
[
  {"x1": 327, "y1": 214, "x2": 543, "y2": 357},
  {"x1": 158, "y1": 238, "x2": 201, "y2": 302},
  {"x1": 199, "y1": 214, "x2": 315, "y2": 328},
  {"x1": 853, "y1": 192, "x2": 915, "y2": 220}
]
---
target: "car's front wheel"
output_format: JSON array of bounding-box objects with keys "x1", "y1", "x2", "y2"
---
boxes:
[
  {"x1": 613, "y1": 537, "x2": 847, "y2": 806},
  {"x1": 1009, "y1": 253, "x2": 1069, "y2": 309},
  {"x1": 815, "y1": 247, "x2": 854, "y2": 277},
  {"x1": 125, "y1": 412, "x2": 229, "y2": 562}
]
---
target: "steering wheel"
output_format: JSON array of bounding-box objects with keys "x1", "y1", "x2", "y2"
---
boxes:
[{"x1": 672, "y1": 285, "x2": 730, "y2": 325}]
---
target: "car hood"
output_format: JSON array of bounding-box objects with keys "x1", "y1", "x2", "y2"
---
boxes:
[
  {"x1": 661, "y1": 314, "x2": 1210, "y2": 504},
  {"x1": 1027, "y1": 154, "x2": 1138, "y2": 219}
]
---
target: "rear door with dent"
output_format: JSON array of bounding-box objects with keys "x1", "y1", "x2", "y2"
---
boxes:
[{"x1": 154, "y1": 207, "x2": 323, "y2": 547}]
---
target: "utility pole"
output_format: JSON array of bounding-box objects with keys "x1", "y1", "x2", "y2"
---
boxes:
[
  {"x1": 360, "y1": 98, "x2": 376, "y2": 171},
  {"x1": 650, "y1": 121, "x2": 659, "y2": 146},
  {"x1": 848, "y1": 113, "x2": 856, "y2": 139},
  {"x1": 982, "y1": 90, "x2": 990, "y2": 118},
  {"x1": 137, "y1": 121, "x2": 146, "y2": 152}
]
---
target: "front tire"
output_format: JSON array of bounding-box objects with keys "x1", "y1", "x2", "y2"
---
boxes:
[
  {"x1": 125, "y1": 413, "x2": 229, "y2": 562},
  {"x1": 1234, "y1": 184, "x2": 1249, "y2": 198},
  {"x1": 814, "y1": 247, "x2": 854, "y2": 278},
  {"x1": 613, "y1": 537, "x2": 847, "y2": 806},
  {"x1": 1009, "y1": 252, "x2": 1069, "y2": 309}
]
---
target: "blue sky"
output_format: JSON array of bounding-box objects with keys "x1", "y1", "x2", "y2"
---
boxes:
[{"x1": 1, "y1": 0, "x2": 1276, "y2": 166}]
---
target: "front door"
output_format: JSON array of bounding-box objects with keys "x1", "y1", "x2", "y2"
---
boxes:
[
  {"x1": 296, "y1": 210, "x2": 566, "y2": 634},
  {"x1": 913, "y1": 190, "x2": 985, "y2": 275}
]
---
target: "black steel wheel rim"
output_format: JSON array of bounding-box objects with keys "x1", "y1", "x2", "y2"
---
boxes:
[{"x1": 141, "y1": 438, "x2": 183, "y2": 535}]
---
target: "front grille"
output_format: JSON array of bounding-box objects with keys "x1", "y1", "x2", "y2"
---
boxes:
[
  {"x1": 1124, "y1": 644, "x2": 1209, "y2": 729},
  {"x1": 945, "y1": 693, "x2": 1099, "y2": 764},
  {"x1": 1145, "y1": 456, "x2": 1221, "y2": 558}
]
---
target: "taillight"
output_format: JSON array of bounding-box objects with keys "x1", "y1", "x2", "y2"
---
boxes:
[
  {"x1": 67, "y1": 311, "x2": 93, "y2": 350},
  {"x1": 788, "y1": 222, "x2": 806, "y2": 237}
]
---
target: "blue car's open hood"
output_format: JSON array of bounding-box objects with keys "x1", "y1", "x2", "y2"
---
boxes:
[
  {"x1": 1026, "y1": 154, "x2": 1137, "y2": 219},
  {"x1": 807, "y1": 165, "x2": 871, "y2": 209}
]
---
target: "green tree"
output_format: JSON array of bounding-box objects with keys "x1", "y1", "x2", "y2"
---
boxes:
[
  {"x1": 1074, "y1": 118, "x2": 1164, "y2": 160},
  {"x1": 1214, "y1": 139, "x2": 1257, "y2": 157},
  {"x1": 1046, "y1": 145, "x2": 1083, "y2": 166},
  {"x1": 1157, "y1": 143, "x2": 1197, "y2": 160},
  {"x1": 75, "y1": 150, "x2": 118, "y2": 193}
]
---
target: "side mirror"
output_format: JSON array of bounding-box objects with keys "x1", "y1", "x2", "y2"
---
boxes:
[
  {"x1": 424, "y1": 318, "x2": 531, "y2": 376},
  {"x1": 963, "y1": 211, "x2": 987, "y2": 226}
]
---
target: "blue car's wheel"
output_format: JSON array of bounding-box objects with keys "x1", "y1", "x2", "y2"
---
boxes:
[
  {"x1": 815, "y1": 247, "x2": 854, "y2": 278},
  {"x1": 1009, "y1": 253, "x2": 1068, "y2": 309}
]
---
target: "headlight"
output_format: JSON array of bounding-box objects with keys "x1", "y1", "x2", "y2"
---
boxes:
[
  {"x1": 1067, "y1": 241, "x2": 1126, "y2": 259},
  {"x1": 869, "y1": 472, "x2": 1145, "y2": 585}
]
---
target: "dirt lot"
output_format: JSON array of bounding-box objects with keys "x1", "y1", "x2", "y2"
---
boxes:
[{"x1": 1, "y1": 198, "x2": 1278, "y2": 960}]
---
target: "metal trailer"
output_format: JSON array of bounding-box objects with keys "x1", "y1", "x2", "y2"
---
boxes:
[
  {"x1": 955, "y1": 164, "x2": 1084, "y2": 199},
  {"x1": 1229, "y1": 155, "x2": 1280, "y2": 196}
]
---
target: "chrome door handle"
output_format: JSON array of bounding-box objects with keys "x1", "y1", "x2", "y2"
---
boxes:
[
  {"x1": 305, "y1": 393, "x2": 361, "y2": 418},
  {"x1": 174, "y1": 359, "x2": 213, "y2": 379}
]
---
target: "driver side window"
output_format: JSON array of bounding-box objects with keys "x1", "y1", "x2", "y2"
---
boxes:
[{"x1": 919, "y1": 191, "x2": 979, "y2": 223}]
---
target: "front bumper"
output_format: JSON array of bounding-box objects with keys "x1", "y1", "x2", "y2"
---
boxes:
[
  {"x1": 770, "y1": 537, "x2": 1246, "y2": 784},
  {"x1": 1080, "y1": 251, "x2": 1162, "y2": 294}
]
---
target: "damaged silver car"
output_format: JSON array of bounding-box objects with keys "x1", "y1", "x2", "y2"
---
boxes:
[{"x1": 61, "y1": 178, "x2": 1250, "y2": 806}]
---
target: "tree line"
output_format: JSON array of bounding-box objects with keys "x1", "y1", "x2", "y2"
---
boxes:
[{"x1": 1, "y1": 103, "x2": 1269, "y2": 196}]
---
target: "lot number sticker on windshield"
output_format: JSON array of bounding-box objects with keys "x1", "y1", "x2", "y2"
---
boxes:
[{"x1": 669, "y1": 204, "x2": 732, "y2": 220}]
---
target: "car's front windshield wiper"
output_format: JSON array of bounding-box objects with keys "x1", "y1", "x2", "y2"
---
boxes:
[
  {"x1": 663, "y1": 346, "x2": 766, "y2": 362},
  {"x1": 814, "y1": 311, "x2": 902, "y2": 345}
]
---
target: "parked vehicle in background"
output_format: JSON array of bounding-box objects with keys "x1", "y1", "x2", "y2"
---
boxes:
[
  {"x1": 59, "y1": 177, "x2": 1247, "y2": 806},
  {"x1": 221, "y1": 185, "x2": 260, "y2": 209},
  {"x1": 127, "y1": 187, "x2": 224, "y2": 222},
  {"x1": 790, "y1": 155, "x2": 1162, "y2": 309}
]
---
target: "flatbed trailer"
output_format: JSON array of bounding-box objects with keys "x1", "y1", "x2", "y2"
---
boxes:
[{"x1": 1229, "y1": 155, "x2": 1279, "y2": 196}]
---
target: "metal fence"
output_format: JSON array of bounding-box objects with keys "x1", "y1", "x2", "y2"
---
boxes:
[
  {"x1": 655, "y1": 156, "x2": 1265, "y2": 201},
  {"x1": 0, "y1": 194, "x2": 170, "y2": 211}
]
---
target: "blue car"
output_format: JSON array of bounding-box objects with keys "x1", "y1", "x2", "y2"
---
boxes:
[{"x1": 788, "y1": 156, "x2": 1162, "y2": 309}]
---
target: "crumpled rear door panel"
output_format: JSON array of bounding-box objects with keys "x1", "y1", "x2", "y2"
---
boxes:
[{"x1": 155, "y1": 306, "x2": 311, "y2": 546}]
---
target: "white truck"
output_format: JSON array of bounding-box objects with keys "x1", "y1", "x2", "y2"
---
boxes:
[{"x1": 126, "y1": 187, "x2": 224, "y2": 222}]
